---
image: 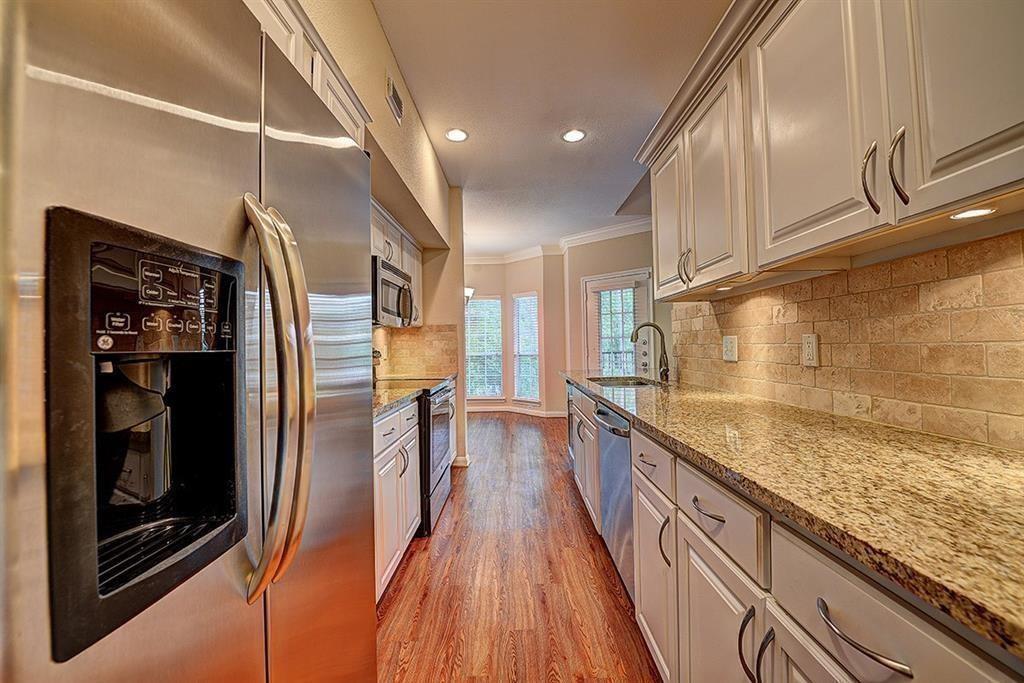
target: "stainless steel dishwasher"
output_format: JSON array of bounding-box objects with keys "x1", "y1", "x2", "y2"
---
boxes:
[{"x1": 594, "y1": 406, "x2": 634, "y2": 600}]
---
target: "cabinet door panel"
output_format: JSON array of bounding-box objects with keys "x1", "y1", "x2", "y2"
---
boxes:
[
  {"x1": 677, "y1": 511, "x2": 766, "y2": 682},
  {"x1": 883, "y1": 0, "x2": 1024, "y2": 220},
  {"x1": 314, "y1": 55, "x2": 362, "y2": 145},
  {"x1": 633, "y1": 472, "x2": 677, "y2": 681},
  {"x1": 748, "y1": 0, "x2": 890, "y2": 267},
  {"x1": 400, "y1": 431, "x2": 420, "y2": 542},
  {"x1": 684, "y1": 61, "x2": 749, "y2": 289},
  {"x1": 652, "y1": 138, "x2": 687, "y2": 299},
  {"x1": 374, "y1": 445, "x2": 403, "y2": 600},
  {"x1": 243, "y1": 0, "x2": 302, "y2": 67},
  {"x1": 580, "y1": 421, "x2": 600, "y2": 529},
  {"x1": 763, "y1": 601, "x2": 855, "y2": 683}
]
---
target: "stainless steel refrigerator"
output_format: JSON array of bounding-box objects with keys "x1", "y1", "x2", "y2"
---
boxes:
[{"x1": 0, "y1": 1, "x2": 376, "y2": 680}]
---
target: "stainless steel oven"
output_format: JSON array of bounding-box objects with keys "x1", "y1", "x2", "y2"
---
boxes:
[
  {"x1": 372, "y1": 255, "x2": 413, "y2": 327},
  {"x1": 419, "y1": 383, "x2": 454, "y2": 534}
]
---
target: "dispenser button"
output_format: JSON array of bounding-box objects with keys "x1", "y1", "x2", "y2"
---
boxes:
[
  {"x1": 166, "y1": 318, "x2": 184, "y2": 333},
  {"x1": 203, "y1": 321, "x2": 217, "y2": 334},
  {"x1": 105, "y1": 313, "x2": 130, "y2": 331},
  {"x1": 185, "y1": 320, "x2": 201, "y2": 334},
  {"x1": 220, "y1": 322, "x2": 233, "y2": 336},
  {"x1": 141, "y1": 284, "x2": 163, "y2": 301},
  {"x1": 141, "y1": 315, "x2": 162, "y2": 332},
  {"x1": 141, "y1": 265, "x2": 162, "y2": 283}
]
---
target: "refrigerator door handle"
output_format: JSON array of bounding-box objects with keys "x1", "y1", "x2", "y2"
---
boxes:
[
  {"x1": 266, "y1": 207, "x2": 316, "y2": 583},
  {"x1": 242, "y1": 193, "x2": 301, "y2": 604}
]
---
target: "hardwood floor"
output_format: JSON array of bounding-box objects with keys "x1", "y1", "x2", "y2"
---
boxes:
[{"x1": 376, "y1": 412, "x2": 660, "y2": 682}]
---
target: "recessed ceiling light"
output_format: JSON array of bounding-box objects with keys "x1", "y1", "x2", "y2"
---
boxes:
[
  {"x1": 950, "y1": 207, "x2": 996, "y2": 220},
  {"x1": 716, "y1": 286, "x2": 733, "y2": 291},
  {"x1": 562, "y1": 129, "x2": 586, "y2": 143},
  {"x1": 445, "y1": 128, "x2": 468, "y2": 142}
]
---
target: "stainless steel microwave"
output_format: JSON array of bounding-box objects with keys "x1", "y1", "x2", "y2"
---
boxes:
[{"x1": 372, "y1": 255, "x2": 413, "y2": 327}]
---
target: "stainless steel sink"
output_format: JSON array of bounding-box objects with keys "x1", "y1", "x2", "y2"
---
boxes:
[{"x1": 586, "y1": 376, "x2": 659, "y2": 387}]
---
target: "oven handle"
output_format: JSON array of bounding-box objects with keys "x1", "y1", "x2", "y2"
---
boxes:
[
  {"x1": 267, "y1": 207, "x2": 316, "y2": 584},
  {"x1": 242, "y1": 193, "x2": 300, "y2": 605}
]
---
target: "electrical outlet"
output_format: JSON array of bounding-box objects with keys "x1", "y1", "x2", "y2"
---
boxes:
[
  {"x1": 802, "y1": 333, "x2": 820, "y2": 367},
  {"x1": 722, "y1": 335, "x2": 738, "y2": 362}
]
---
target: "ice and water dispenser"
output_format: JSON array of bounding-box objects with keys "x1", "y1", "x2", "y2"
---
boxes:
[{"x1": 45, "y1": 207, "x2": 247, "y2": 661}]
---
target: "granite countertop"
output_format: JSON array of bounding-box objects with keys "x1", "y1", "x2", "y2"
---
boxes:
[
  {"x1": 562, "y1": 370, "x2": 1024, "y2": 660},
  {"x1": 372, "y1": 374, "x2": 457, "y2": 418}
]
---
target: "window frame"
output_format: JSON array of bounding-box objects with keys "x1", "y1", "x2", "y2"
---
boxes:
[
  {"x1": 581, "y1": 268, "x2": 654, "y2": 378},
  {"x1": 464, "y1": 295, "x2": 505, "y2": 400},
  {"x1": 511, "y1": 291, "x2": 541, "y2": 404}
]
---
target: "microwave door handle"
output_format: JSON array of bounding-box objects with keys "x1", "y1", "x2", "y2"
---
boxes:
[
  {"x1": 401, "y1": 283, "x2": 413, "y2": 326},
  {"x1": 267, "y1": 207, "x2": 316, "y2": 583},
  {"x1": 242, "y1": 193, "x2": 300, "y2": 604}
]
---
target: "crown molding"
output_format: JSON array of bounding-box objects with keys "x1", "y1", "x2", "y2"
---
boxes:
[
  {"x1": 464, "y1": 218, "x2": 651, "y2": 265},
  {"x1": 635, "y1": 0, "x2": 772, "y2": 166},
  {"x1": 558, "y1": 218, "x2": 651, "y2": 251}
]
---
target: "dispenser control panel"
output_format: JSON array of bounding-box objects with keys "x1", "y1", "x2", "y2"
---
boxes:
[{"x1": 90, "y1": 243, "x2": 237, "y2": 353}]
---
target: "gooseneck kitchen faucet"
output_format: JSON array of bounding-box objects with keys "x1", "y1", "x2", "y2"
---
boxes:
[{"x1": 630, "y1": 322, "x2": 670, "y2": 383}]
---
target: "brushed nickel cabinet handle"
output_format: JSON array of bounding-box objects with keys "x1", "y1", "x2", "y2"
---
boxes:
[
  {"x1": 817, "y1": 598, "x2": 914, "y2": 677},
  {"x1": 658, "y1": 516, "x2": 671, "y2": 567},
  {"x1": 691, "y1": 496, "x2": 726, "y2": 524},
  {"x1": 888, "y1": 126, "x2": 911, "y2": 206},
  {"x1": 637, "y1": 452, "x2": 657, "y2": 467},
  {"x1": 382, "y1": 427, "x2": 396, "y2": 437},
  {"x1": 398, "y1": 446, "x2": 409, "y2": 477},
  {"x1": 861, "y1": 140, "x2": 881, "y2": 214},
  {"x1": 755, "y1": 627, "x2": 775, "y2": 683},
  {"x1": 682, "y1": 246, "x2": 695, "y2": 284},
  {"x1": 738, "y1": 605, "x2": 756, "y2": 683},
  {"x1": 576, "y1": 419, "x2": 584, "y2": 440},
  {"x1": 676, "y1": 250, "x2": 688, "y2": 284}
]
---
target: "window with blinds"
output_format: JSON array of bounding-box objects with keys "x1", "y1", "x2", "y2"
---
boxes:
[
  {"x1": 465, "y1": 297, "x2": 503, "y2": 398},
  {"x1": 598, "y1": 287, "x2": 636, "y2": 376},
  {"x1": 512, "y1": 294, "x2": 539, "y2": 401}
]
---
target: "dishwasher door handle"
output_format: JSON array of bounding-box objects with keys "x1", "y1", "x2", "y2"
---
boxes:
[{"x1": 593, "y1": 409, "x2": 630, "y2": 437}]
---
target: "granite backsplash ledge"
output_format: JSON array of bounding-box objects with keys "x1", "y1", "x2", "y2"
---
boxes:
[{"x1": 671, "y1": 228, "x2": 1024, "y2": 451}]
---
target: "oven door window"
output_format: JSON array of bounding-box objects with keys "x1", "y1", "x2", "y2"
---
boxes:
[{"x1": 431, "y1": 401, "x2": 450, "y2": 472}]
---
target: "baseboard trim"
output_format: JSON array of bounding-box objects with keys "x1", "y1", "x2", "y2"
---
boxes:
[{"x1": 466, "y1": 404, "x2": 567, "y2": 418}]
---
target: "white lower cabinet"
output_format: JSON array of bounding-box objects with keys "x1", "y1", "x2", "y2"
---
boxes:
[
  {"x1": 373, "y1": 410, "x2": 420, "y2": 601},
  {"x1": 399, "y1": 428, "x2": 420, "y2": 544},
  {"x1": 761, "y1": 600, "x2": 856, "y2": 683},
  {"x1": 373, "y1": 440, "x2": 403, "y2": 601},
  {"x1": 580, "y1": 418, "x2": 600, "y2": 530},
  {"x1": 633, "y1": 469, "x2": 677, "y2": 681},
  {"x1": 676, "y1": 510, "x2": 766, "y2": 682}
]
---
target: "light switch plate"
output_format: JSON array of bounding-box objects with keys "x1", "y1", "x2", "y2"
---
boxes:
[
  {"x1": 802, "y1": 333, "x2": 820, "y2": 367},
  {"x1": 723, "y1": 335, "x2": 738, "y2": 362}
]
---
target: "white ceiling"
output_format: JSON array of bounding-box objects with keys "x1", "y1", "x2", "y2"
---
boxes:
[{"x1": 373, "y1": 0, "x2": 732, "y2": 257}]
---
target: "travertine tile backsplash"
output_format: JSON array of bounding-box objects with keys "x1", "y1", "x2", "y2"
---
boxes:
[
  {"x1": 672, "y1": 229, "x2": 1024, "y2": 451},
  {"x1": 373, "y1": 324, "x2": 459, "y2": 378}
]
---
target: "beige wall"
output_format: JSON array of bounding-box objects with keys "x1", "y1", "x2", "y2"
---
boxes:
[
  {"x1": 421, "y1": 187, "x2": 467, "y2": 460},
  {"x1": 464, "y1": 254, "x2": 566, "y2": 416},
  {"x1": 672, "y1": 229, "x2": 1024, "y2": 452},
  {"x1": 298, "y1": 0, "x2": 450, "y2": 242},
  {"x1": 564, "y1": 229, "x2": 672, "y2": 380}
]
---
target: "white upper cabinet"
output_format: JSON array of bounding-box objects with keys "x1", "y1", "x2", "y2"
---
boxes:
[
  {"x1": 401, "y1": 235, "x2": 423, "y2": 327},
  {"x1": 651, "y1": 135, "x2": 687, "y2": 300},
  {"x1": 243, "y1": 0, "x2": 368, "y2": 145},
  {"x1": 747, "y1": 0, "x2": 891, "y2": 268},
  {"x1": 882, "y1": 0, "x2": 1024, "y2": 221},
  {"x1": 682, "y1": 60, "x2": 750, "y2": 289}
]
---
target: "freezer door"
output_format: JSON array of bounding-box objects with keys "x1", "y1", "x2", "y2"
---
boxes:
[
  {"x1": 261, "y1": 41, "x2": 377, "y2": 680},
  {"x1": 2, "y1": 0, "x2": 266, "y2": 680}
]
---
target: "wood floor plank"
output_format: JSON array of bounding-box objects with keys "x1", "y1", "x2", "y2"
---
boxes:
[{"x1": 377, "y1": 412, "x2": 660, "y2": 682}]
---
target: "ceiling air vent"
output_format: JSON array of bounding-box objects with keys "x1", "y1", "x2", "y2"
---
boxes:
[{"x1": 386, "y1": 71, "x2": 403, "y2": 125}]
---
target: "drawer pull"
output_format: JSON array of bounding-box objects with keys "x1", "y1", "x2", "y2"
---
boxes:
[
  {"x1": 382, "y1": 427, "x2": 396, "y2": 437},
  {"x1": 691, "y1": 496, "x2": 726, "y2": 524},
  {"x1": 637, "y1": 452, "x2": 657, "y2": 468},
  {"x1": 816, "y1": 597, "x2": 914, "y2": 678},
  {"x1": 754, "y1": 627, "x2": 774, "y2": 683},
  {"x1": 738, "y1": 605, "x2": 756, "y2": 683},
  {"x1": 657, "y1": 516, "x2": 671, "y2": 567},
  {"x1": 405, "y1": 413, "x2": 416, "y2": 421}
]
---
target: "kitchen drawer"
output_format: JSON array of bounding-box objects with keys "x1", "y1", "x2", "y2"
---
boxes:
[
  {"x1": 631, "y1": 428, "x2": 675, "y2": 500},
  {"x1": 771, "y1": 524, "x2": 1012, "y2": 682},
  {"x1": 399, "y1": 402, "x2": 418, "y2": 434},
  {"x1": 373, "y1": 411, "x2": 401, "y2": 454},
  {"x1": 677, "y1": 458, "x2": 768, "y2": 587}
]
